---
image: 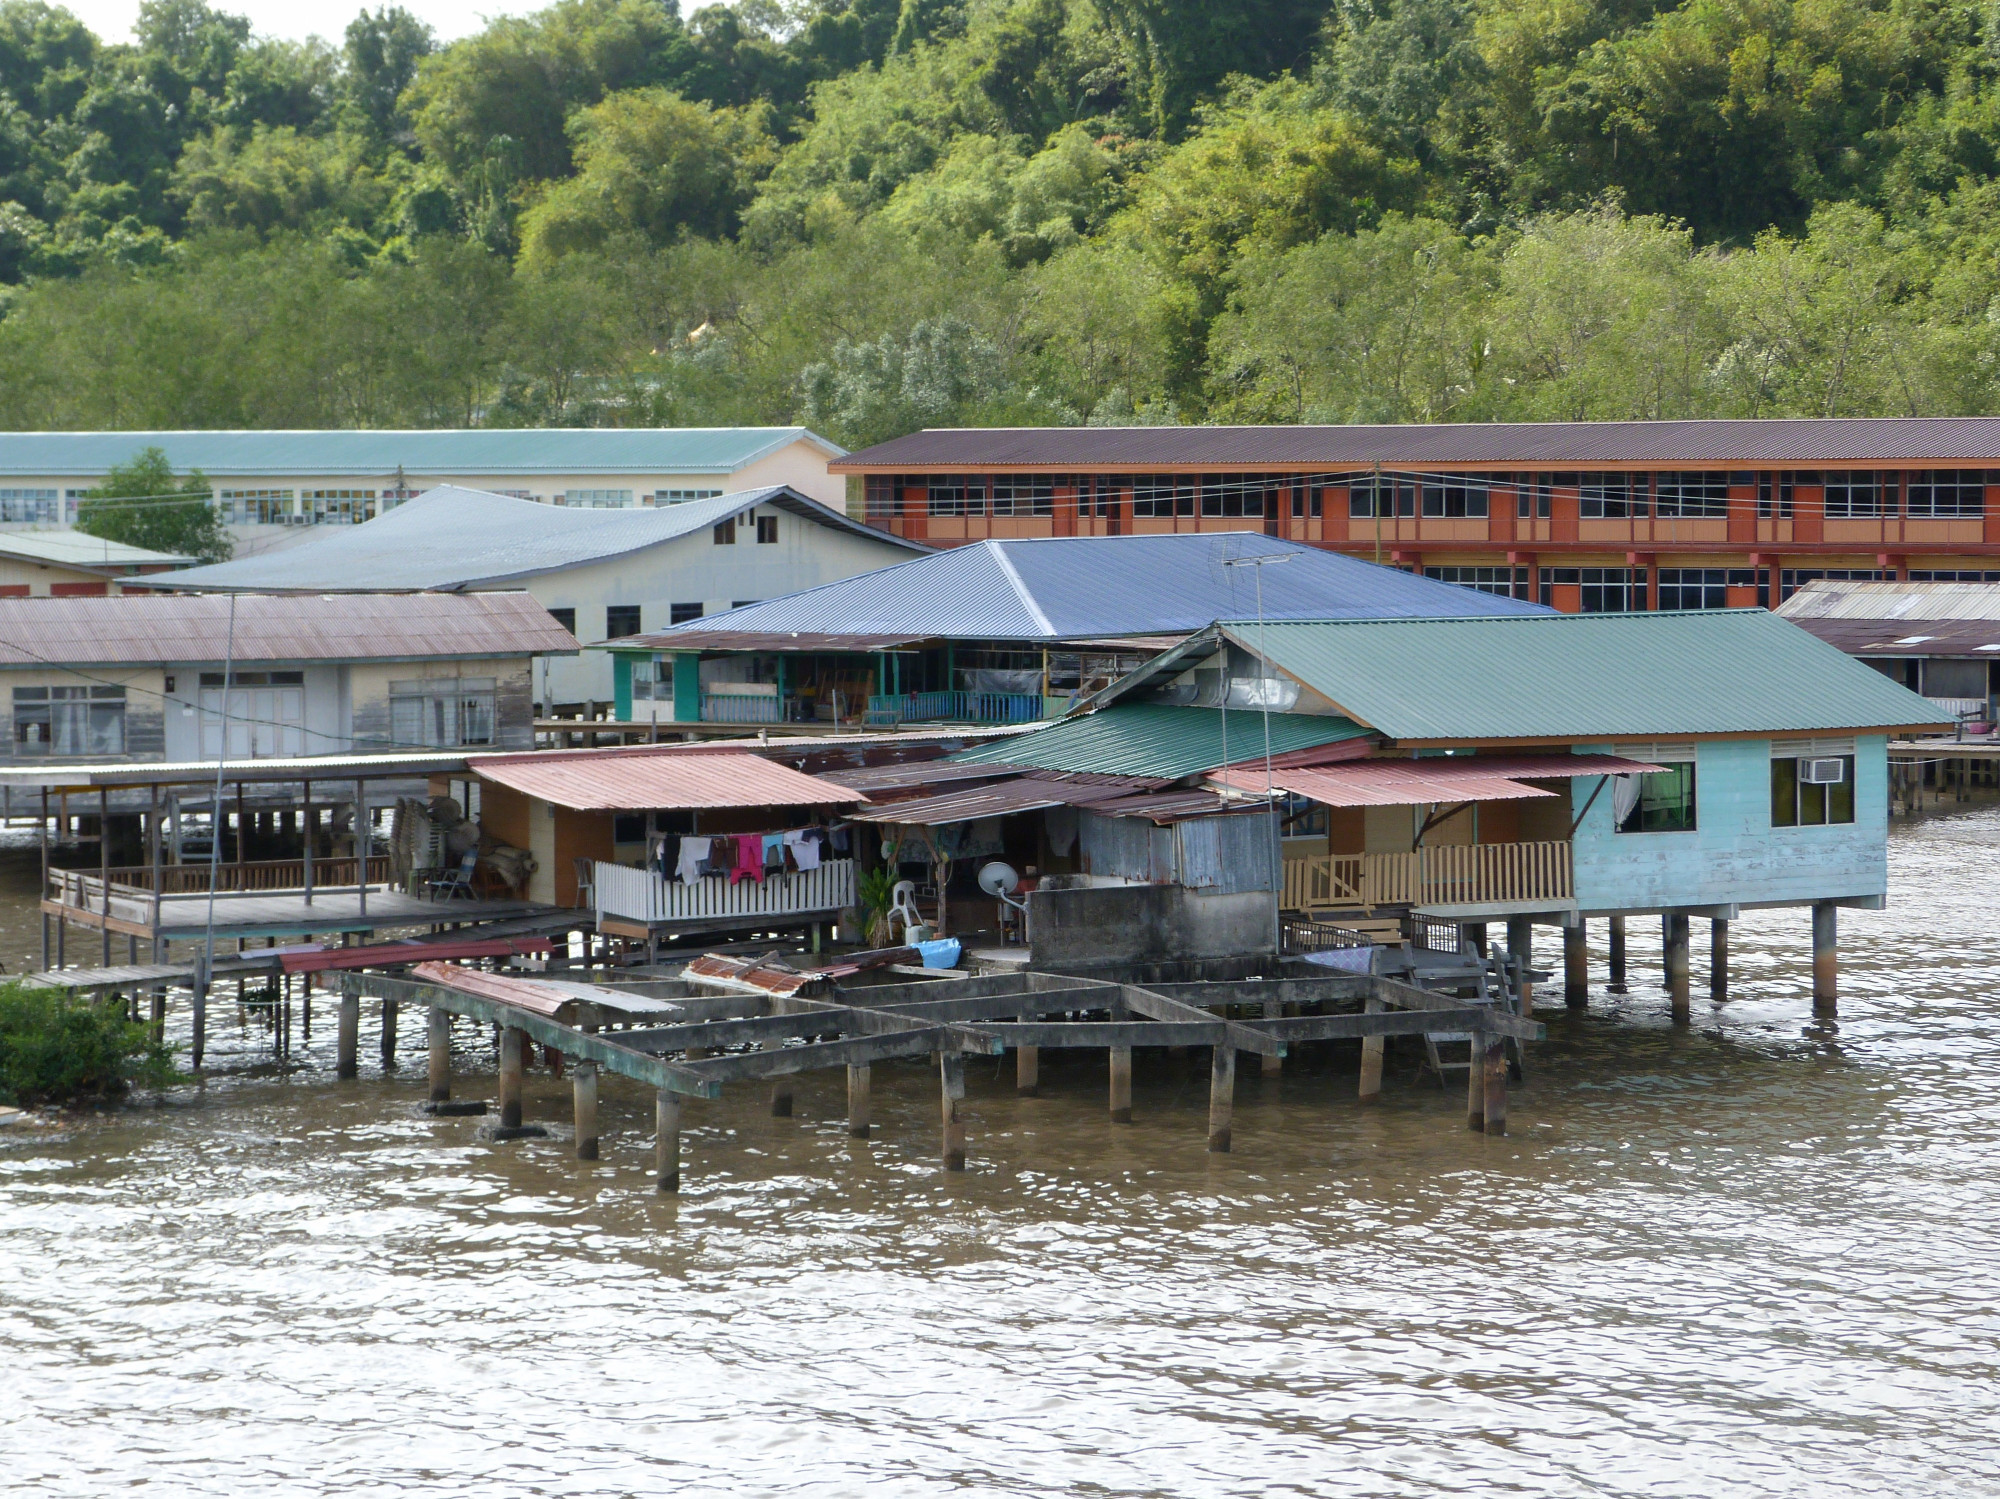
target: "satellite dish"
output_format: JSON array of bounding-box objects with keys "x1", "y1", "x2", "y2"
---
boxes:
[{"x1": 978, "y1": 861, "x2": 1020, "y2": 898}]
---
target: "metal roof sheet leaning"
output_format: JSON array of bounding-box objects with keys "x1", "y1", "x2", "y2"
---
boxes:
[
  {"x1": 0, "y1": 530, "x2": 194, "y2": 568},
  {"x1": 947, "y1": 702, "x2": 1374, "y2": 779},
  {"x1": 628, "y1": 533, "x2": 1547, "y2": 650},
  {"x1": 472, "y1": 749, "x2": 864, "y2": 811},
  {"x1": 0, "y1": 427, "x2": 842, "y2": 478},
  {"x1": 0, "y1": 590, "x2": 577, "y2": 666},
  {"x1": 833, "y1": 416, "x2": 2000, "y2": 470},
  {"x1": 1211, "y1": 611, "x2": 1954, "y2": 743},
  {"x1": 138, "y1": 484, "x2": 922, "y2": 594}
]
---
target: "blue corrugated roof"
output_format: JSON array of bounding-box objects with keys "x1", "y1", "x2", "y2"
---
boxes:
[
  {"x1": 143, "y1": 485, "x2": 922, "y2": 592},
  {"x1": 639, "y1": 533, "x2": 1549, "y2": 645},
  {"x1": 0, "y1": 427, "x2": 841, "y2": 477},
  {"x1": 948, "y1": 702, "x2": 1373, "y2": 777}
]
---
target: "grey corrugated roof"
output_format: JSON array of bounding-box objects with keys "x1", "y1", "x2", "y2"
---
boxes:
[
  {"x1": 1224, "y1": 612, "x2": 1952, "y2": 742},
  {"x1": 833, "y1": 418, "x2": 2000, "y2": 469},
  {"x1": 0, "y1": 591, "x2": 578, "y2": 667},
  {"x1": 139, "y1": 485, "x2": 922, "y2": 593},
  {"x1": 1776, "y1": 579, "x2": 2000, "y2": 622},
  {"x1": 0, "y1": 427, "x2": 842, "y2": 477},
  {"x1": 0, "y1": 529, "x2": 192, "y2": 568},
  {"x1": 631, "y1": 533, "x2": 1547, "y2": 648}
]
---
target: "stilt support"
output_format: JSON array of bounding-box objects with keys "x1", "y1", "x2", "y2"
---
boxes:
[
  {"x1": 1015, "y1": 1043, "x2": 1039, "y2": 1096},
  {"x1": 847, "y1": 1063, "x2": 871, "y2": 1139},
  {"x1": 1358, "y1": 997, "x2": 1384, "y2": 1103},
  {"x1": 1564, "y1": 921, "x2": 1588, "y2": 1009},
  {"x1": 655, "y1": 1090, "x2": 680, "y2": 1193},
  {"x1": 1608, "y1": 915, "x2": 1627, "y2": 993},
  {"x1": 1710, "y1": 917, "x2": 1729, "y2": 1003},
  {"x1": 573, "y1": 1062, "x2": 599, "y2": 1161},
  {"x1": 1481, "y1": 1035, "x2": 1508, "y2": 1136},
  {"x1": 1261, "y1": 1001, "x2": 1283, "y2": 1075},
  {"x1": 1207, "y1": 1045, "x2": 1236, "y2": 1153},
  {"x1": 379, "y1": 995, "x2": 398, "y2": 1068},
  {"x1": 1466, "y1": 1026, "x2": 1487, "y2": 1131},
  {"x1": 1507, "y1": 916, "x2": 1534, "y2": 1015},
  {"x1": 498, "y1": 1026, "x2": 525, "y2": 1130},
  {"x1": 1664, "y1": 914, "x2": 1691, "y2": 1022},
  {"x1": 1108, "y1": 1045, "x2": 1132, "y2": 1124},
  {"x1": 1812, "y1": 902, "x2": 1838, "y2": 1016},
  {"x1": 765, "y1": 1038, "x2": 792, "y2": 1117},
  {"x1": 939, "y1": 1052, "x2": 966, "y2": 1171},
  {"x1": 427, "y1": 1006, "x2": 451, "y2": 1102},
  {"x1": 336, "y1": 990, "x2": 359, "y2": 1080}
]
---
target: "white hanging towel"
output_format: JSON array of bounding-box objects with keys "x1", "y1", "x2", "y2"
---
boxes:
[
  {"x1": 784, "y1": 829, "x2": 821, "y2": 870},
  {"x1": 676, "y1": 835, "x2": 712, "y2": 885}
]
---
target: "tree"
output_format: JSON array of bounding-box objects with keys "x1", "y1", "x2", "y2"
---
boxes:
[
  {"x1": 76, "y1": 446, "x2": 232, "y2": 562},
  {"x1": 343, "y1": 6, "x2": 434, "y2": 137}
]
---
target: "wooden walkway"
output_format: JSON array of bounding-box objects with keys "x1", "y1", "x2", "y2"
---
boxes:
[{"x1": 44, "y1": 886, "x2": 565, "y2": 942}]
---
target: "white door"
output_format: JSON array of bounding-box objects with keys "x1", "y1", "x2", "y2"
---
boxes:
[{"x1": 200, "y1": 687, "x2": 305, "y2": 757}]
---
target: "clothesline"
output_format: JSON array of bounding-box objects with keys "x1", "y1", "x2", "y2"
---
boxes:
[{"x1": 650, "y1": 824, "x2": 850, "y2": 886}]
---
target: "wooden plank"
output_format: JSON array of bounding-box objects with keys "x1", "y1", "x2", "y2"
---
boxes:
[
  {"x1": 1120, "y1": 984, "x2": 1285, "y2": 1058},
  {"x1": 1370, "y1": 976, "x2": 1544, "y2": 1041},
  {"x1": 1259, "y1": 1008, "x2": 1541, "y2": 1042},
  {"x1": 851, "y1": 987, "x2": 1122, "y2": 1025},
  {"x1": 959, "y1": 1020, "x2": 1227, "y2": 1048},
  {"x1": 675, "y1": 1028, "x2": 954, "y2": 1080}
]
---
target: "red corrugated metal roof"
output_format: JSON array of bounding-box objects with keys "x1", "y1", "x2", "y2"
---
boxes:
[
  {"x1": 0, "y1": 590, "x2": 577, "y2": 666},
  {"x1": 1211, "y1": 753, "x2": 1663, "y2": 806},
  {"x1": 473, "y1": 750, "x2": 862, "y2": 810}
]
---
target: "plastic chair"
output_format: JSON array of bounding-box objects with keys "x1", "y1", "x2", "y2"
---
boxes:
[
  {"x1": 426, "y1": 849, "x2": 478, "y2": 901},
  {"x1": 887, "y1": 879, "x2": 923, "y2": 939}
]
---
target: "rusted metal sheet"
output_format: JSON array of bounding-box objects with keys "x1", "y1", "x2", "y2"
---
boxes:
[
  {"x1": 682, "y1": 952, "x2": 824, "y2": 997},
  {"x1": 281, "y1": 936, "x2": 552, "y2": 974},
  {"x1": 850, "y1": 774, "x2": 1156, "y2": 826},
  {"x1": 473, "y1": 750, "x2": 864, "y2": 811}
]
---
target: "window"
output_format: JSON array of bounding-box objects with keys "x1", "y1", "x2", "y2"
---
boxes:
[
  {"x1": 1578, "y1": 473, "x2": 1644, "y2": 519},
  {"x1": 1771, "y1": 755, "x2": 1854, "y2": 827},
  {"x1": 730, "y1": 599, "x2": 759, "y2": 608},
  {"x1": 1822, "y1": 472, "x2": 1893, "y2": 518},
  {"x1": 669, "y1": 602, "x2": 703, "y2": 625},
  {"x1": 1196, "y1": 472, "x2": 1269, "y2": 518},
  {"x1": 547, "y1": 607, "x2": 576, "y2": 635},
  {"x1": 219, "y1": 489, "x2": 295, "y2": 525},
  {"x1": 756, "y1": 514, "x2": 779, "y2": 543},
  {"x1": 1616, "y1": 763, "x2": 1696, "y2": 833},
  {"x1": 1654, "y1": 473, "x2": 1730, "y2": 518},
  {"x1": 1420, "y1": 475, "x2": 1489, "y2": 518},
  {"x1": 1083, "y1": 475, "x2": 1128, "y2": 517},
  {"x1": 652, "y1": 489, "x2": 722, "y2": 504},
  {"x1": 13, "y1": 685, "x2": 124, "y2": 756},
  {"x1": 1655, "y1": 568, "x2": 1730, "y2": 609},
  {"x1": 631, "y1": 658, "x2": 661, "y2": 701},
  {"x1": 1909, "y1": 569, "x2": 2000, "y2": 582},
  {"x1": 1133, "y1": 477, "x2": 1187, "y2": 518},
  {"x1": 1425, "y1": 565, "x2": 1528, "y2": 598},
  {"x1": 0, "y1": 488, "x2": 58, "y2": 523},
  {"x1": 928, "y1": 477, "x2": 984, "y2": 516},
  {"x1": 304, "y1": 489, "x2": 376, "y2": 524},
  {"x1": 568, "y1": 489, "x2": 633, "y2": 508},
  {"x1": 1515, "y1": 474, "x2": 1552, "y2": 519},
  {"x1": 389, "y1": 678, "x2": 496, "y2": 748},
  {"x1": 605, "y1": 605, "x2": 641, "y2": 639},
  {"x1": 197, "y1": 673, "x2": 303, "y2": 757},
  {"x1": 713, "y1": 518, "x2": 736, "y2": 544},
  {"x1": 1906, "y1": 471, "x2": 1986, "y2": 518},
  {"x1": 1349, "y1": 476, "x2": 1416, "y2": 518},
  {"x1": 1543, "y1": 567, "x2": 1645, "y2": 610},
  {"x1": 991, "y1": 477, "x2": 1054, "y2": 516},
  {"x1": 1291, "y1": 483, "x2": 1324, "y2": 518},
  {"x1": 865, "y1": 475, "x2": 902, "y2": 518}
]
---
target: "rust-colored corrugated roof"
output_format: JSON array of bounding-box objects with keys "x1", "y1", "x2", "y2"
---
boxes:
[
  {"x1": 474, "y1": 750, "x2": 863, "y2": 810},
  {"x1": 1787, "y1": 618, "x2": 2000, "y2": 655},
  {"x1": 1210, "y1": 753, "x2": 1664, "y2": 806},
  {"x1": 0, "y1": 591, "x2": 577, "y2": 666},
  {"x1": 832, "y1": 419, "x2": 2000, "y2": 471}
]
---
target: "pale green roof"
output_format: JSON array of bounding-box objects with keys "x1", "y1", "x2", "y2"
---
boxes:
[
  {"x1": 950, "y1": 703, "x2": 1371, "y2": 778},
  {"x1": 1221, "y1": 610, "x2": 1953, "y2": 742}
]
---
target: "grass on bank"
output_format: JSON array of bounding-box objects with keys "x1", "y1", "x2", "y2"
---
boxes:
[{"x1": 0, "y1": 982, "x2": 177, "y2": 1107}]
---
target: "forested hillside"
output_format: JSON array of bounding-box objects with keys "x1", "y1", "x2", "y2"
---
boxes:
[{"x1": 0, "y1": 0, "x2": 1997, "y2": 440}]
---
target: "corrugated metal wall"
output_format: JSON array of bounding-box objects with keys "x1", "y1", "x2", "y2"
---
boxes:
[
  {"x1": 1177, "y1": 813, "x2": 1276, "y2": 894},
  {"x1": 1079, "y1": 811, "x2": 1176, "y2": 884}
]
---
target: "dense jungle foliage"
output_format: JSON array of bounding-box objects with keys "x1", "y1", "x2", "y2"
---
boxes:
[{"x1": 0, "y1": 0, "x2": 1998, "y2": 442}]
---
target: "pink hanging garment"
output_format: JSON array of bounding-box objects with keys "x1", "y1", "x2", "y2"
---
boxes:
[{"x1": 730, "y1": 832, "x2": 766, "y2": 884}]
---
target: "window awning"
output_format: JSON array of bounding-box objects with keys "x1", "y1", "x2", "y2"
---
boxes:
[{"x1": 1208, "y1": 753, "x2": 1665, "y2": 808}]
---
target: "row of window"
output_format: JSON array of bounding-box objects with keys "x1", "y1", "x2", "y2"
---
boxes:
[
  {"x1": 547, "y1": 601, "x2": 754, "y2": 643},
  {"x1": 1425, "y1": 565, "x2": 1896, "y2": 609},
  {"x1": 1612, "y1": 755, "x2": 1855, "y2": 835}
]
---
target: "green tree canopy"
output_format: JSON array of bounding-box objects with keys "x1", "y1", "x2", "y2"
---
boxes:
[{"x1": 76, "y1": 445, "x2": 233, "y2": 562}]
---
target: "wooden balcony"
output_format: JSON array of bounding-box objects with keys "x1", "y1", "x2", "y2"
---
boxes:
[
  {"x1": 79, "y1": 857, "x2": 391, "y2": 894},
  {"x1": 1283, "y1": 841, "x2": 1573, "y2": 914},
  {"x1": 594, "y1": 858, "x2": 856, "y2": 936}
]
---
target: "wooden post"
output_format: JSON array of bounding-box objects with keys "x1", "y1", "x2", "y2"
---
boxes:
[
  {"x1": 379, "y1": 994, "x2": 398, "y2": 1067},
  {"x1": 1608, "y1": 915, "x2": 1627, "y2": 993},
  {"x1": 573, "y1": 1062, "x2": 599, "y2": 1160},
  {"x1": 939, "y1": 1051, "x2": 966, "y2": 1171},
  {"x1": 190, "y1": 952, "x2": 207, "y2": 1068},
  {"x1": 336, "y1": 989, "x2": 359, "y2": 1079},
  {"x1": 1710, "y1": 917, "x2": 1729, "y2": 1003},
  {"x1": 98, "y1": 786, "x2": 110, "y2": 966},
  {"x1": 1481, "y1": 1034, "x2": 1508, "y2": 1136},
  {"x1": 1016, "y1": 1043, "x2": 1039, "y2": 1096},
  {"x1": 1466, "y1": 1024, "x2": 1486, "y2": 1131},
  {"x1": 427, "y1": 1006, "x2": 451, "y2": 1102},
  {"x1": 1664, "y1": 914, "x2": 1691, "y2": 1022},
  {"x1": 1812, "y1": 902, "x2": 1837, "y2": 1016},
  {"x1": 655, "y1": 1090, "x2": 681, "y2": 1193},
  {"x1": 1108, "y1": 1045, "x2": 1132, "y2": 1124},
  {"x1": 846, "y1": 1063, "x2": 871, "y2": 1138},
  {"x1": 1207, "y1": 1045, "x2": 1236, "y2": 1153},
  {"x1": 1563, "y1": 921, "x2": 1588, "y2": 1009},
  {"x1": 1261, "y1": 1000, "x2": 1282, "y2": 1076},
  {"x1": 1358, "y1": 997, "x2": 1385, "y2": 1102},
  {"x1": 1506, "y1": 916, "x2": 1533, "y2": 1015},
  {"x1": 498, "y1": 1026, "x2": 525, "y2": 1129},
  {"x1": 301, "y1": 780, "x2": 313, "y2": 907}
]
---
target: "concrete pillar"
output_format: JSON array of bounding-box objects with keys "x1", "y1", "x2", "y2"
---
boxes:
[
  {"x1": 1563, "y1": 921, "x2": 1588, "y2": 1010},
  {"x1": 1466, "y1": 1027, "x2": 1486, "y2": 1131},
  {"x1": 1481, "y1": 1035, "x2": 1508, "y2": 1136},
  {"x1": 150, "y1": 988, "x2": 166, "y2": 1046},
  {"x1": 1207, "y1": 1046, "x2": 1236, "y2": 1153},
  {"x1": 847, "y1": 1063, "x2": 871, "y2": 1139},
  {"x1": 655, "y1": 1090, "x2": 680, "y2": 1193},
  {"x1": 498, "y1": 1026, "x2": 525, "y2": 1130},
  {"x1": 1664, "y1": 914, "x2": 1691, "y2": 1022},
  {"x1": 1108, "y1": 1046, "x2": 1132, "y2": 1124},
  {"x1": 1812, "y1": 902, "x2": 1838, "y2": 1016},
  {"x1": 1507, "y1": 916, "x2": 1534, "y2": 1015},
  {"x1": 379, "y1": 996, "x2": 398, "y2": 1069},
  {"x1": 1710, "y1": 918, "x2": 1729, "y2": 1003},
  {"x1": 939, "y1": 1052, "x2": 967, "y2": 1171},
  {"x1": 336, "y1": 990, "x2": 360, "y2": 1080},
  {"x1": 764, "y1": 1037, "x2": 792, "y2": 1117},
  {"x1": 1016, "y1": 1044, "x2": 1039, "y2": 1096},
  {"x1": 573, "y1": 1062, "x2": 599, "y2": 1160},
  {"x1": 427, "y1": 1006, "x2": 451, "y2": 1103},
  {"x1": 1463, "y1": 920, "x2": 1488, "y2": 958},
  {"x1": 1260, "y1": 1001, "x2": 1282, "y2": 1076},
  {"x1": 190, "y1": 956, "x2": 208, "y2": 1070},
  {"x1": 1358, "y1": 999, "x2": 1384, "y2": 1103}
]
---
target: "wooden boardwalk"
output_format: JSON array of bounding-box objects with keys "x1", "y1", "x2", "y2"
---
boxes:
[{"x1": 43, "y1": 885, "x2": 565, "y2": 942}]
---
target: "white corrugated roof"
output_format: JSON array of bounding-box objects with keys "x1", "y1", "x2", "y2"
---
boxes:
[
  {"x1": 0, "y1": 529, "x2": 193, "y2": 568},
  {"x1": 1777, "y1": 579, "x2": 2000, "y2": 622}
]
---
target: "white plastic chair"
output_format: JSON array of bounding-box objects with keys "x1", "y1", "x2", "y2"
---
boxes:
[{"x1": 887, "y1": 879, "x2": 923, "y2": 939}]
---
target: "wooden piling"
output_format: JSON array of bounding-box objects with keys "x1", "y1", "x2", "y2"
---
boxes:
[
  {"x1": 1710, "y1": 917, "x2": 1729, "y2": 1003},
  {"x1": 1261, "y1": 1001, "x2": 1283, "y2": 1075},
  {"x1": 763, "y1": 1037, "x2": 793, "y2": 1116},
  {"x1": 427, "y1": 1006, "x2": 451, "y2": 1102},
  {"x1": 1563, "y1": 921, "x2": 1588, "y2": 1009},
  {"x1": 1664, "y1": 914, "x2": 1691, "y2": 1022},
  {"x1": 1507, "y1": 916, "x2": 1534, "y2": 1015},
  {"x1": 1207, "y1": 1045, "x2": 1236, "y2": 1153},
  {"x1": 498, "y1": 1026, "x2": 525, "y2": 1129},
  {"x1": 1481, "y1": 1034, "x2": 1508, "y2": 1136},
  {"x1": 1812, "y1": 902, "x2": 1838, "y2": 1016},
  {"x1": 573, "y1": 1062, "x2": 599, "y2": 1161},
  {"x1": 1358, "y1": 995, "x2": 1385, "y2": 1104},
  {"x1": 1108, "y1": 1045, "x2": 1132, "y2": 1124},
  {"x1": 655, "y1": 1090, "x2": 680, "y2": 1193},
  {"x1": 1466, "y1": 1025, "x2": 1486, "y2": 1131},
  {"x1": 1015, "y1": 1043, "x2": 1039, "y2": 1096},
  {"x1": 379, "y1": 995, "x2": 398, "y2": 1068},
  {"x1": 847, "y1": 1063, "x2": 871, "y2": 1138},
  {"x1": 336, "y1": 990, "x2": 359, "y2": 1079},
  {"x1": 939, "y1": 1052, "x2": 967, "y2": 1171},
  {"x1": 1607, "y1": 915, "x2": 1627, "y2": 993}
]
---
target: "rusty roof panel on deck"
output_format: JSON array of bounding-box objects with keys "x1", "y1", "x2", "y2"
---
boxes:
[{"x1": 474, "y1": 750, "x2": 863, "y2": 811}]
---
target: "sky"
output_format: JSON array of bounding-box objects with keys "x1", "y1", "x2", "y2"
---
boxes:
[{"x1": 60, "y1": 0, "x2": 542, "y2": 46}]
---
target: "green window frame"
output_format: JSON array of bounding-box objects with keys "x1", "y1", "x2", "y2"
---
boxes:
[
  {"x1": 1615, "y1": 764, "x2": 1696, "y2": 833},
  {"x1": 1771, "y1": 756, "x2": 1855, "y2": 827}
]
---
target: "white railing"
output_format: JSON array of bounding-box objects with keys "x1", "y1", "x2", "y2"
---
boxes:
[
  {"x1": 595, "y1": 857, "x2": 855, "y2": 927},
  {"x1": 1283, "y1": 841, "x2": 1573, "y2": 911}
]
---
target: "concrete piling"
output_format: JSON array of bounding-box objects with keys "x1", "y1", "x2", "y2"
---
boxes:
[
  {"x1": 1608, "y1": 915, "x2": 1627, "y2": 993},
  {"x1": 655, "y1": 1090, "x2": 680, "y2": 1193},
  {"x1": 1710, "y1": 918, "x2": 1729, "y2": 1003},
  {"x1": 1108, "y1": 1045, "x2": 1132, "y2": 1124},
  {"x1": 939, "y1": 1052, "x2": 967, "y2": 1171},
  {"x1": 1207, "y1": 1046, "x2": 1236, "y2": 1153},
  {"x1": 498, "y1": 1026, "x2": 525, "y2": 1130},
  {"x1": 1016, "y1": 1044, "x2": 1039, "y2": 1096},
  {"x1": 1563, "y1": 921, "x2": 1588, "y2": 1009},
  {"x1": 1481, "y1": 1035, "x2": 1508, "y2": 1136},
  {"x1": 1664, "y1": 914, "x2": 1691, "y2": 1022},
  {"x1": 379, "y1": 995, "x2": 398, "y2": 1068},
  {"x1": 1261, "y1": 1001, "x2": 1283, "y2": 1076},
  {"x1": 573, "y1": 1062, "x2": 599, "y2": 1161},
  {"x1": 1358, "y1": 999, "x2": 1385, "y2": 1103},
  {"x1": 847, "y1": 1063, "x2": 871, "y2": 1139},
  {"x1": 1507, "y1": 916, "x2": 1534, "y2": 1015},
  {"x1": 1466, "y1": 1026, "x2": 1487, "y2": 1131},
  {"x1": 427, "y1": 1006, "x2": 451, "y2": 1102},
  {"x1": 336, "y1": 990, "x2": 360, "y2": 1080},
  {"x1": 1812, "y1": 902, "x2": 1838, "y2": 1016}
]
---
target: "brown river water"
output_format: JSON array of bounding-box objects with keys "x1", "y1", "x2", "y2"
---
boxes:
[{"x1": 3, "y1": 809, "x2": 1999, "y2": 1497}]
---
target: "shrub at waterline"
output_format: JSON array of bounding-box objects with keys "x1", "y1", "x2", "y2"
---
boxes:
[{"x1": 0, "y1": 983, "x2": 177, "y2": 1107}]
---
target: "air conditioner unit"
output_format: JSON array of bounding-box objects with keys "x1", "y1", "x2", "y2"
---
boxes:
[{"x1": 1802, "y1": 757, "x2": 1847, "y2": 784}]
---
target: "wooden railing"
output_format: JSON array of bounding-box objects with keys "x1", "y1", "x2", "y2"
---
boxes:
[
  {"x1": 865, "y1": 690, "x2": 1044, "y2": 726},
  {"x1": 596, "y1": 858, "x2": 856, "y2": 928},
  {"x1": 74, "y1": 857, "x2": 391, "y2": 895},
  {"x1": 1283, "y1": 840, "x2": 1572, "y2": 911}
]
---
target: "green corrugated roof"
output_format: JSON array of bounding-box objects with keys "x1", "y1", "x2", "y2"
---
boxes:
[
  {"x1": 1222, "y1": 610, "x2": 1953, "y2": 741},
  {"x1": 949, "y1": 703, "x2": 1372, "y2": 778}
]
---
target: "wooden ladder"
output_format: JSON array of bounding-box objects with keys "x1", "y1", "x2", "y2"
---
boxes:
[{"x1": 1420, "y1": 942, "x2": 1518, "y2": 1087}]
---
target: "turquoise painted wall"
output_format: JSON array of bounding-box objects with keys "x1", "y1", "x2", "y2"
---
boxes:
[
  {"x1": 673, "y1": 652, "x2": 701, "y2": 722},
  {"x1": 1571, "y1": 736, "x2": 1888, "y2": 913},
  {"x1": 612, "y1": 654, "x2": 633, "y2": 720}
]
